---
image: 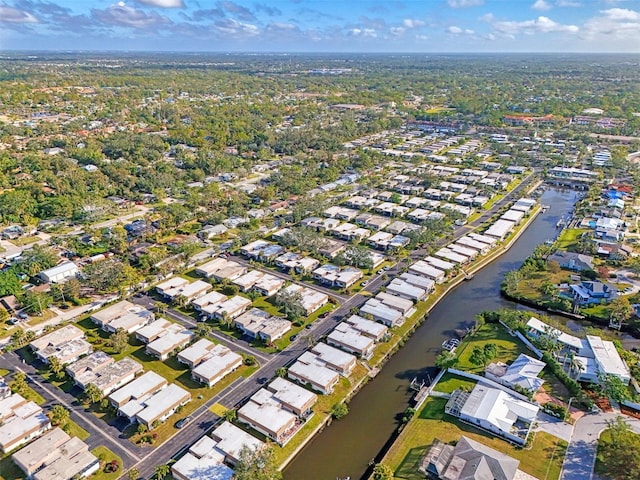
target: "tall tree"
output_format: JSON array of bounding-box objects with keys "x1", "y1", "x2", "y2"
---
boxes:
[
  {"x1": 50, "y1": 404, "x2": 70, "y2": 427},
  {"x1": 84, "y1": 383, "x2": 103, "y2": 404},
  {"x1": 596, "y1": 417, "x2": 640, "y2": 480},
  {"x1": 110, "y1": 328, "x2": 129, "y2": 354},
  {"x1": 154, "y1": 464, "x2": 170, "y2": 480},
  {"x1": 234, "y1": 444, "x2": 282, "y2": 480}
]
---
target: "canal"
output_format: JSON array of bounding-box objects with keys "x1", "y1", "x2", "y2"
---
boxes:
[{"x1": 283, "y1": 188, "x2": 577, "y2": 480}]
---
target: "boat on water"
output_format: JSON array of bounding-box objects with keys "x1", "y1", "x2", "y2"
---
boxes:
[
  {"x1": 541, "y1": 204, "x2": 549, "y2": 212},
  {"x1": 442, "y1": 338, "x2": 460, "y2": 352}
]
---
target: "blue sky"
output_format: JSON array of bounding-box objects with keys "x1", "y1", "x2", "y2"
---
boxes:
[{"x1": 1, "y1": 0, "x2": 640, "y2": 52}]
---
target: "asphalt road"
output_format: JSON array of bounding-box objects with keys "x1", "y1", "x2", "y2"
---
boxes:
[
  {"x1": 560, "y1": 411, "x2": 640, "y2": 480},
  {"x1": 0, "y1": 169, "x2": 542, "y2": 479},
  {"x1": 0, "y1": 351, "x2": 143, "y2": 466}
]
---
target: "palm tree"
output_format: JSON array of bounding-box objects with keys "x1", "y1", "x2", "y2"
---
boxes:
[
  {"x1": 84, "y1": 383, "x2": 103, "y2": 404},
  {"x1": 154, "y1": 464, "x2": 170, "y2": 480},
  {"x1": 50, "y1": 404, "x2": 70, "y2": 426}
]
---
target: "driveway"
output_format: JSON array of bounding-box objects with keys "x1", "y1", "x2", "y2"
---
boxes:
[
  {"x1": 534, "y1": 411, "x2": 573, "y2": 442},
  {"x1": 560, "y1": 411, "x2": 640, "y2": 480}
]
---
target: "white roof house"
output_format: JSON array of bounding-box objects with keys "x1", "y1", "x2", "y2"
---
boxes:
[
  {"x1": 456, "y1": 236, "x2": 490, "y2": 255},
  {"x1": 344, "y1": 315, "x2": 388, "y2": 341},
  {"x1": 109, "y1": 371, "x2": 168, "y2": 408},
  {"x1": 525, "y1": 317, "x2": 589, "y2": 355},
  {"x1": 192, "y1": 291, "x2": 228, "y2": 314},
  {"x1": 327, "y1": 323, "x2": 376, "y2": 359},
  {"x1": 252, "y1": 273, "x2": 285, "y2": 297},
  {"x1": 238, "y1": 378, "x2": 317, "y2": 445},
  {"x1": 191, "y1": 344, "x2": 243, "y2": 387},
  {"x1": 195, "y1": 258, "x2": 242, "y2": 279},
  {"x1": 0, "y1": 393, "x2": 50, "y2": 454},
  {"x1": 67, "y1": 354, "x2": 143, "y2": 395},
  {"x1": 485, "y1": 354, "x2": 546, "y2": 393},
  {"x1": 375, "y1": 292, "x2": 415, "y2": 316},
  {"x1": 280, "y1": 284, "x2": 328, "y2": 315},
  {"x1": 232, "y1": 270, "x2": 264, "y2": 292},
  {"x1": 91, "y1": 300, "x2": 154, "y2": 333},
  {"x1": 288, "y1": 354, "x2": 340, "y2": 395},
  {"x1": 233, "y1": 308, "x2": 291, "y2": 343},
  {"x1": 399, "y1": 272, "x2": 435, "y2": 292},
  {"x1": 468, "y1": 233, "x2": 498, "y2": 247},
  {"x1": 171, "y1": 422, "x2": 264, "y2": 480},
  {"x1": 206, "y1": 296, "x2": 252, "y2": 321},
  {"x1": 485, "y1": 219, "x2": 515, "y2": 240},
  {"x1": 387, "y1": 279, "x2": 428, "y2": 301},
  {"x1": 12, "y1": 428, "x2": 99, "y2": 480},
  {"x1": 135, "y1": 318, "x2": 172, "y2": 344},
  {"x1": 155, "y1": 277, "x2": 190, "y2": 296},
  {"x1": 500, "y1": 209, "x2": 525, "y2": 224},
  {"x1": 360, "y1": 299, "x2": 404, "y2": 327},
  {"x1": 132, "y1": 383, "x2": 191, "y2": 427},
  {"x1": 29, "y1": 325, "x2": 92, "y2": 365},
  {"x1": 146, "y1": 324, "x2": 194, "y2": 361},
  {"x1": 448, "y1": 384, "x2": 539, "y2": 445},
  {"x1": 161, "y1": 280, "x2": 211, "y2": 302},
  {"x1": 310, "y1": 342, "x2": 357, "y2": 376},
  {"x1": 177, "y1": 338, "x2": 219, "y2": 368},
  {"x1": 447, "y1": 243, "x2": 478, "y2": 260},
  {"x1": 37, "y1": 262, "x2": 79, "y2": 284},
  {"x1": 576, "y1": 335, "x2": 631, "y2": 385},
  {"x1": 409, "y1": 261, "x2": 446, "y2": 284},
  {"x1": 424, "y1": 256, "x2": 456, "y2": 272},
  {"x1": 434, "y1": 247, "x2": 468, "y2": 264}
]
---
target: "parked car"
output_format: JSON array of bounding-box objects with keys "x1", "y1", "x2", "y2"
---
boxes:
[{"x1": 175, "y1": 416, "x2": 192, "y2": 429}]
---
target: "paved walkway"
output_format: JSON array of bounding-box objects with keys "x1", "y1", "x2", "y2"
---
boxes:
[{"x1": 560, "y1": 411, "x2": 640, "y2": 480}]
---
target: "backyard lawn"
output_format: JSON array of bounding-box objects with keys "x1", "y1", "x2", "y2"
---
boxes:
[
  {"x1": 431, "y1": 372, "x2": 476, "y2": 394},
  {"x1": 454, "y1": 323, "x2": 531, "y2": 374},
  {"x1": 554, "y1": 228, "x2": 588, "y2": 251},
  {"x1": 384, "y1": 398, "x2": 567, "y2": 480}
]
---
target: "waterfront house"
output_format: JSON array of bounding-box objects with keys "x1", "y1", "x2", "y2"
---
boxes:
[
  {"x1": 547, "y1": 250, "x2": 594, "y2": 272},
  {"x1": 485, "y1": 353, "x2": 546, "y2": 393},
  {"x1": 445, "y1": 384, "x2": 539, "y2": 445}
]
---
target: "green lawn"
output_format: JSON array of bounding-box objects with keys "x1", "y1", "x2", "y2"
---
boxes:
[
  {"x1": 554, "y1": 228, "x2": 588, "y2": 251},
  {"x1": 91, "y1": 446, "x2": 123, "y2": 480},
  {"x1": 74, "y1": 316, "x2": 259, "y2": 446},
  {"x1": 64, "y1": 419, "x2": 90, "y2": 441},
  {"x1": 432, "y1": 372, "x2": 476, "y2": 394},
  {"x1": 454, "y1": 323, "x2": 530, "y2": 374},
  {"x1": 0, "y1": 455, "x2": 24, "y2": 480},
  {"x1": 384, "y1": 398, "x2": 567, "y2": 480}
]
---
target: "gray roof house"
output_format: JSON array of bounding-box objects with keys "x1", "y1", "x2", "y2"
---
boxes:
[
  {"x1": 419, "y1": 436, "x2": 520, "y2": 480},
  {"x1": 547, "y1": 250, "x2": 594, "y2": 272},
  {"x1": 485, "y1": 353, "x2": 546, "y2": 393}
]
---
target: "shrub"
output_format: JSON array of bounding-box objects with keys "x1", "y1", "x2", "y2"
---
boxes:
[{"x1": 543, "y1": 402, "x2": 567, "y2": 419}]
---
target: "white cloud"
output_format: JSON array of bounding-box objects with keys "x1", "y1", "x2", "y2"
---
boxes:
[
  {"x1": 479, "y1": 13, "x2": 494, "y2": 22},
  {"x1": 93, "y1": 3, "x2": 171, "y2": 28},
  {"x1": 555, "y1": 0, "x2": 581, "y2": 6},
  {"x1": 581, "y1": 8, "x2": 640, "y2": 43},
  {"x1": 403, "y1": 18, "x2": 425, "y2": 28},
  {"x1": 532, "y1": 0, "x2": 553, "y2": 11},
  {"x1": 447, "y1": 0, "x2": 484, "y2": 8},
  {"x1": 600, "y1": 7, "x2": 640, "y2": 21},
  {"x1": 390, "y1": 27, "x2": 406, "y2": 35},
  {"x1": 492, "y1": 16, "x2": 579, "y2": 36},
  {"x1": 415, "y1": 34, "x2": 429, "y2": 40},
  {"x1": 0, "y1": 6, "x2": 38, "y2": 23},
  {"x1": 214, "y1": 18, "x2": 259, "y2": 36},
  {"x1": 349, "y1": 27, "x2": 377, "y2": 38},
  {"x1": 447, "y1": 25, "x2": 474, "y2": 35},
  {"x1": 135, "y1": 0, "x2": 184, "y2": 7}
]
